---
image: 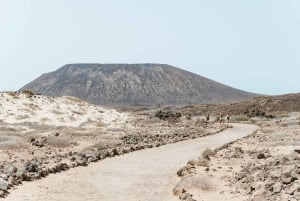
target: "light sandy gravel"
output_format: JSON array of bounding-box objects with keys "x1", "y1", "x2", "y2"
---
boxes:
[
  {"x1": 4, "y1": 124, "x2": 258, "y2": 201},
  {"x1": 0, "y1": 92, "x2": 129, "y2": 128}
]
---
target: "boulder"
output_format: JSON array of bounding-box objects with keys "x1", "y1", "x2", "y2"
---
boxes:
[
  {"x1": 272, "y1": 182, "x2": 282, "y2": 193},
  {"x1": 257, "y1": 153, "x2": 265, "y2": 159},
  {"x1": 285, "y1": 186, "x2": 295, "y2": 195},
  {"x1": 25, "y1": 161, "x2": 39, "y2": 173},
  {"x1": 0, "y1": 189, "x2": 5, "y2": 197},
  {"x1": 75, "y1": 156, "x2": 88, "y2": 166},
  {"x1": 0, "y1": 178, "x2": 8, "y2": 191},
  {"x1": 4, "y1": 165, "x2": 17, "y2": 176},
  {"x1": 180, "y1": 193, "x2": 196, "y2": 201},
  {"x1": 282, "y1": 176, "x2": 297, "y2": 185}
]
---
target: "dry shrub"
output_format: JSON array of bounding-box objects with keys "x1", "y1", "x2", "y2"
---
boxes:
[
  {"x1": 174, "y1": 175, "x2": 215, "y2": 193},
  {"x1": 46, "y1": 135, "x2": 72, "y2": 147},
  {"x1": 201, "y1": 148, "x2": 216, "y2": 160},
  {"x1": 7, "y1": 91, "x2": 18, "y2": 98},
  {"x1": 20, "y1": 108, "x2": 35, "y2": 115},
  {"x1": 21, "y1": 89, "x2": 34, "y2": 95},
  {"x1": 41, "y1": 117, "x2": 50, "y2": 122},
  {"x1": 16, "y1": 115, "x2": 30, "y2": 120},
  {"x1": 197, "y1": 158, "x2": 209, "y2": 167},
  {"x1": 48, "y1": 98, "x2": 55, "y2": 103},
  {"x1": 68, "y1": 132, "x2": 94, "y2": 137},
  {"x1": 24, "y1": 103, "x2": 38, "y2": 110},
  {"x1": 141, "y1": 117, "x2": 164, "y2": 124},
  {"x1": 172, "y1": 186, "x2": 186, "y2": 196},
  {"x1": 63, "y1": 96, "x2": 83, "y2": 103},
  {"x1": 68, "y1": 116, "x2": 76, "y2": 121},
  {"x1": 87, "y1": 137, "x2": 121, "y2": 149},
  {"x1": 106, "y1": 128, "x2": 125, "y2": 133},
  {"x1": 231, "y1": 115, "x2": 249, "y2": 122},
  {"x1": 71, "y1": 110, "x2": 85, "y2": 115},
  {"x1": 193, "y1": 176, "x2": 215, "y2": 191},
  {"x1": 62, "y1": 128, "x2": 98, "y2": 137},
  {"x1": 25, "y1": 133, "x2": 43, "y2": 141},
  {"x1": 0, "y1": 136, "x2": 27, "y2": 149},
  {"x1": 78, "y1": 118, "x2": 103, "y2": 128},
  {"x1": 59, "y1": 117, "x2": 66, "y2": 123},
  {"x1": 278, "y1": 113, "x2": 290, "y2": 118},
  {"x1": 96, "y1": 121, "x2": 106, "y2": 128},
  {"x1": 0, "y1": 126, "x2": 18, "y2": 132},
  {"x1": 86, "y1": 142, "x2": 106, "y2": 149},
  {"x1": 187, "y1": 159, "x2": 198, "y2": 166},
  {"x1": 55, "y1": 104, "x2": 61, "y2": 110},
  {"x1": 51, "y1": 109, "x2": 64, "y2": 115},
  {"x1": 261, "y1": 127, "x2": 274, "y2": 134}
]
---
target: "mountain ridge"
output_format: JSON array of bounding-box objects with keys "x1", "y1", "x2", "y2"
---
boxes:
[{"x1": 21, "y1": 63, "x2": 258, "y2": 106}]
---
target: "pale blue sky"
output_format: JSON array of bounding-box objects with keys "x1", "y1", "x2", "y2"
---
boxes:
[{"x1": 1, "y1": 0, "x2": 300, "y2": 95}]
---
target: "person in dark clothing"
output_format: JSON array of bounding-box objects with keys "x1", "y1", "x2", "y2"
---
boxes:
[
  {"x1": 206, "y1": 113, "x2": 210, "y2": 122},
  {"x1": 226, "y1": 113, "x2": 230, "y2": 123}
]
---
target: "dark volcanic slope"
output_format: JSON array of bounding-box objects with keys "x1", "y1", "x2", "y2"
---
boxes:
[{"x1": 22, "y1": 64, "x2": 257, "y2": 105}]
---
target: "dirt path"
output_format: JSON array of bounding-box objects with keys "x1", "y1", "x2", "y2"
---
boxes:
[{"x1": 4, "y1": 124, "x2": 258, "y2": 201}]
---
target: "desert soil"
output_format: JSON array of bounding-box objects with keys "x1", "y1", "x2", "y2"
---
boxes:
[
  {"x1": 4, "y1": 123, "x2": 257, "y2": 201},
  {"x1": 174, "y1": 112, "x2": 300, "y2": 201}
]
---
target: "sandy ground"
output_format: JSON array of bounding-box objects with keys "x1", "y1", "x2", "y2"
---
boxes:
[
  {"x1": 4, "y1": 123, "x2": 258, "y2": 201},
  {"x1": 0, "y1": 91, "x2": 129, "y2": 128},
  {"x1": 176, "y1": 112, "x2": 300, "y2": 201},
  {"x1": 0, "y1": 91, "x2": 133, "y2": 163}
]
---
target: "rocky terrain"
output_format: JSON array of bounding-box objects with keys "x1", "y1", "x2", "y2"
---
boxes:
[
  {"x1": 0, "y1": 90, "x2": 228, "y2": 198},
  {"x1": 1, "y1": 89, "x2": 300, "y2": 200},
  {"x1": 178, "y1": 92, "x2": 300, "y2": 118},
  {"x1": 21, "y1": 63, "x2": 257, "y2": 106},
  {"x1": 173, "y1": 113, "x2": 300, "y2": 201}
]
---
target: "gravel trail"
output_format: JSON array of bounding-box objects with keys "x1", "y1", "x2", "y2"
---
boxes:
[{"x1": 4, "y1": 123, "x2": 258, "y2": 201}]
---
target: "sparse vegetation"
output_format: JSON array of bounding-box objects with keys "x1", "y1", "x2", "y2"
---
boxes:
[
  {"x1": 201, "y1": 148, "x2": 216, "y2": 160},
  {"x1": 141, "y1": 117, "x2": 163, "y2": 124},
  {"x1": 64, "y1": 96, "x2": 84, "y2": 103},
  {"x1": 52, "y1": 109, "x2": 64, "y2": 115},
  {"x1": 20, "y1": 107, "x2": 35, "y2": 115},
  {"x1": 41, "y1": 117, "x2": 50, "y2": 122},
  {"x1": 231, "y1": 115, "x2": 249, "y2": 122},
  {"x1": 278, "y1": 113, "x2": 290, "y2": 118},
  {"x1": 7, "y1": 91, "x2": 18, "y2": 98},
  {"x1": 16, "y1": 114, "x2": 30, "y2": 120},
  {"x1": 68, "y1": 116, "x2": 76, "y2": 121},
  {"x1": 0, "y1": 136, "x2": 27, "y2": 149},
  {"x1": 21, "y1": 89, "x2": 35, "y2": 96},
  {"x1": 0, "y1": 126, "x2": 18, "y2": 132},
  {"x1": 106, "y1": 127, "x2": 125, "y2": 133},
  {"x1": 95, "y1": 121, "x2": 106, "y2": 128},
  {"x1": 4, "y1": 88, "x2": 300, "y2": 201},
  {"x1": 71, "y1": 110, "x2": 85, "y2": 115},
  {"x1": 173, "y1": 175, "x2": 215, "y2": 196},
  {"x1": 46, "y1": 135, "x2": 73, "y2": 147}
]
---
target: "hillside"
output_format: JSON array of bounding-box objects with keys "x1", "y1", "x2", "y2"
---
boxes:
[
  {"x1": 179, "y1": 93, "x2": 300, "y2": 118},
  {"x1": 21, "y1": 63, "x2": 257, "y2": 106}
]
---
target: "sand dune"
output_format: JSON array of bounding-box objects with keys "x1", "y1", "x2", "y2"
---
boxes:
[{"x1": 0, "y1": 91, "x2": 129, "y2": 128}]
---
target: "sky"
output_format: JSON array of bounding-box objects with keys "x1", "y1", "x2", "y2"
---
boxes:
[{"x1": 0, "y1": 0, "x2": 300, "y2": 95}]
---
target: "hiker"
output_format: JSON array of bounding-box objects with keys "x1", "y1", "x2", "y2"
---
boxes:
[
  {"x1": 219, "y1": 113, "x2": 223, "y2": 125},
  {"x1": 206, "y1": 113, "x2": 210, "y2": 122},
  {"x1": 226, "y1": 113, "x2": 230, "y2": 123}
]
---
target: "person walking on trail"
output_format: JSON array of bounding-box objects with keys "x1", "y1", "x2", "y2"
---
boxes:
[
  {"x1": 226, "y1": 113, "x2": 230, "y2": 123},
  {"x1": 206, "y1": 113, "x2": 210, "y2": 122},
  {"x1": 219, "y1": 113, "x2": 223, "y2": 125}
]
